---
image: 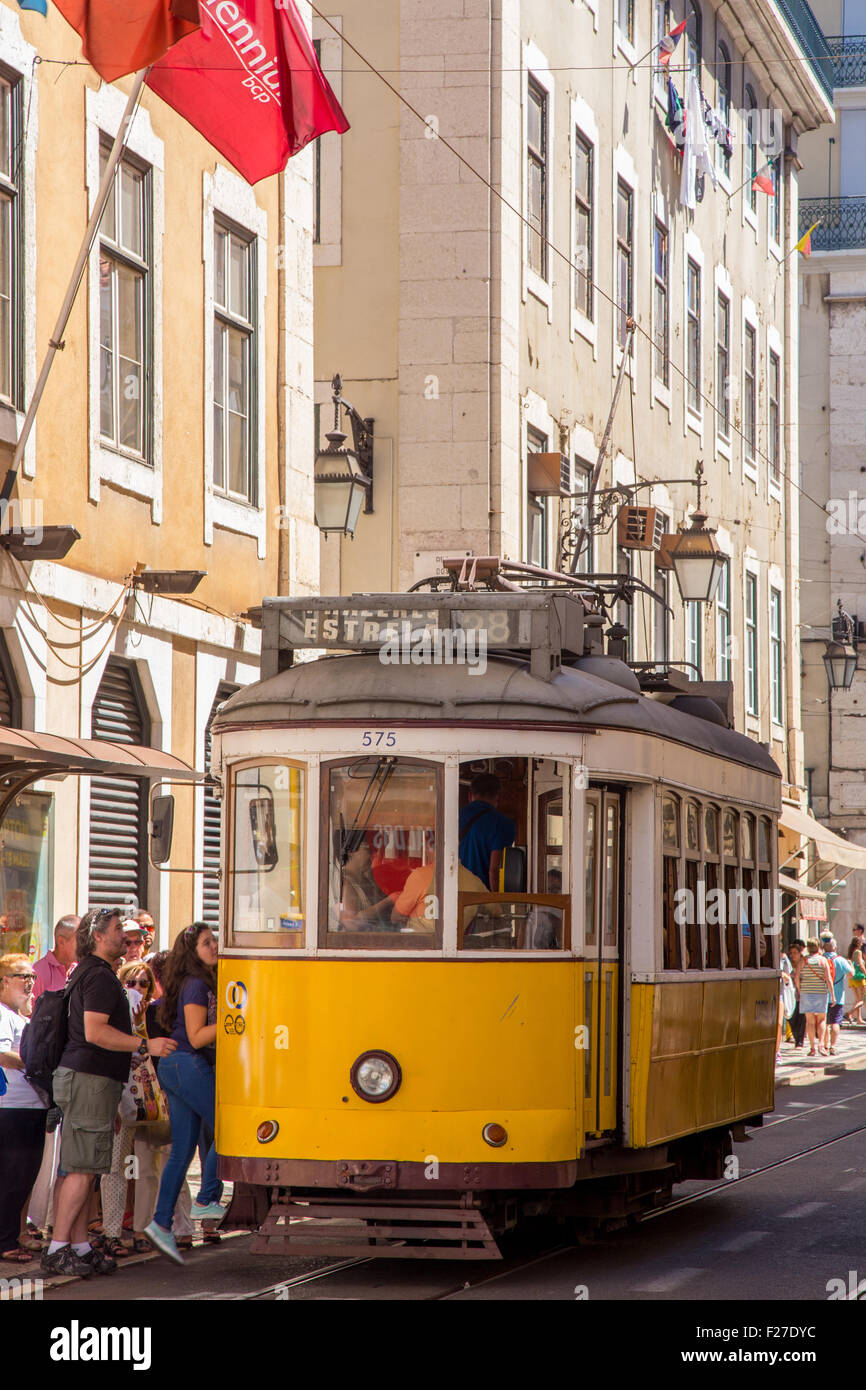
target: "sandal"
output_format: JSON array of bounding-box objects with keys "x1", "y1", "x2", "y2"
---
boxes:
[
  {"x1": 2, "y1": 1248, "x2": 33, "y2": 1263},
  {"x1": 104, "y1": 1237, "x2": 130, "y2": 1259},
  {"x1": 16, "y1": 1234, "x2": 43, "y2": 1252},
  {"x1": 131, "y1": 1237, "x2": 151, "y2": 1255},
  {"x1": 175, "y1": 1236, "x2": 194, "y2": 1250}
]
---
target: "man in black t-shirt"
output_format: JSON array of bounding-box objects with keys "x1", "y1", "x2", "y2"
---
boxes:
[{"x1": 42, "y1": 909, "x2": 176, "y2": 1281}]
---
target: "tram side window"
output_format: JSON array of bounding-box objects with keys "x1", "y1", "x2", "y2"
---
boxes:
[
  {"x1": 741, "y1": 813, "x2": 758, "y2": 968},
  {"x1": 662, "y1": 795, "x2": 682, "y2": 970},
  {"x1": 757, "y1": 815, "x2": 776, "y2": 967},
  {"x1": 320, "y1": 759, "x2": 442, "y2": 950},
  {"x1": 229, "y1": 762, "x2": 305, "y2": 948},
  {"x1": 722, "y1": 809, "x2": 741, "y2": 969},
  {"x1": 684, "y1": 800, "x2": 703, "y2": 970},
  {"x1": 704, "y1": 805, "x2": 723, "y2": 968}
]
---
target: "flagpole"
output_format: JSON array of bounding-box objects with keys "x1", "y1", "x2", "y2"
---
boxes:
[{"x1": 2, "y1": 67, "x2": 149, "y2": 503}]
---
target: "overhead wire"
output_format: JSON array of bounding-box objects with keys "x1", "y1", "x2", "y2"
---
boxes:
[{"x1": 309, "y1": 4, "x2": 847, "y2": 547}]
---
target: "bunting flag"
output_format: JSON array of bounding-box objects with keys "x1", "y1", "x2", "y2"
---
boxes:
[
  {"x1": 659, "y1": 17, "x2": 688, "y2": 67},
  {"x1": 147, "y1": 0, "x2": 349, "y2": 184},
  {"x1": 16, "y1": 1, "x2": 48, "y2": 15},
  {"x1": 53, "y1": 0, "x2": 201, "y2": 82},
  {"x1": 795, "y1": 220, "x2": 821, "y2": 257},
  {"x1": 752, "y1": 169, "x2": 775, "y2": 196}
]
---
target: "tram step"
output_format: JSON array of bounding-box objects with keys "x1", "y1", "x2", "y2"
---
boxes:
[{"x1": 251, "y1": 1198, "x2": 501, "y2": 1260}]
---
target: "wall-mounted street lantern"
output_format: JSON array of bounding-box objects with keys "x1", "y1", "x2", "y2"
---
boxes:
[
  {"x1": 314, "y1": 374, "x2": 374, "y2": 538},
  {"x1": 667, "y1": 461, "x2": 727, "y2": 604},
  {"x1": 823, "y1": 599, "x2": 858, "y2": 689}
]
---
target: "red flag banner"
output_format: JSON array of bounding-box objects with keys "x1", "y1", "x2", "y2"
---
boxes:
[
  {"x1": 53, "y1": 0, "x2": 201, "y2": 83},
  {"x1": 147, "y1": 0, "x2": 350, "y2": 183},
  {"x1": 752, "y1": 172, "x2": 775, "y2": 196}
]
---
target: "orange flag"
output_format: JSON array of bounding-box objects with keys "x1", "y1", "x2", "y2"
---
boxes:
[{"x1": 54, "y1": 0, "x2": 201, "y2": 83}]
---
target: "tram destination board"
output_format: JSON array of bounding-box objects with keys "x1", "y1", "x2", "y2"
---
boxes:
[{"x1": 259, "y1": 592, "x2": 587, "y2": 681}]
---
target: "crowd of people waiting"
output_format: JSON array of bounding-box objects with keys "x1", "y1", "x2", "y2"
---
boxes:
[
  {"x1": 778, "y1": 925, "x2": 866, "y2": 1062},
  {"x1": 0, "y1": 908, "x2": 223, "y2": 1274}
]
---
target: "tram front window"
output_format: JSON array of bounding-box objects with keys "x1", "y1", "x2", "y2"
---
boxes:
[
  {"x1": 230, "y1": 762, "x2": 305, "y2": 948},
  {"x1": 321, "y1": 759, "x2": 443, "y2": 949}
]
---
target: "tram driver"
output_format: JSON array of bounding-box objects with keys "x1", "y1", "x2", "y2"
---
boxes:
[{"x1": 337, "y1": 833, "x2": 396, "y2": 930}]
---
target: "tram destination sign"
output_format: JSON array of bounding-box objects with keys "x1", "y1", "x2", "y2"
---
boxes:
[{"x1": 259, "y1": 593, "x2": 587, "y2": 682}]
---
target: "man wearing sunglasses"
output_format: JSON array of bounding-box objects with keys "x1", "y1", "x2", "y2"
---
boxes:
[{"x1": 43, "y1": 909, "x2": 176, "y2": 1280}]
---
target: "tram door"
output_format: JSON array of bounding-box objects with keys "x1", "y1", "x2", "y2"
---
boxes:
[{"x1": 582, "y1": 787, "x2": 624, "y2": 1137}]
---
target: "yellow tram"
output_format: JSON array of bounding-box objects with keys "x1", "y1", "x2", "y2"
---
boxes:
[{"x1": 206, "y1": 565, "x2": 781, "y2": 1258}]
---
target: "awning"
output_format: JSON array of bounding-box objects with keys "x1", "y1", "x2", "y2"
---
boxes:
[
  {"x1": 778, "y1": 873, "x2": 828, "y2": 921},
  {"x1": 779, "y1": 803, "x2": 866, "y2": 873},
  {"x1": 0, "y1": 730, "x2": 201, "y2": 823}
]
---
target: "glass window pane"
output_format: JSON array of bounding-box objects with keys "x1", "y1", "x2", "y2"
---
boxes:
[
  {"x1": 228, "y1": 412, "x2": 247, "y2": 497},
  {"x1": 213, "y1": 320, "x2": 224, "y2": 408},
  {"x1": 704, "y1": 807, "x2": 718, "y2": 856},
  {"x1": 227, "y1": 326, "x2": 247, "y2": 414},
  {"x1": 0, "y1": 196, "x2": 10, "y2": 401},
  {"x1": 229, "y1": 234, "x2": 249, "y2": 320},
  {"x1": 324, "y1": 760, "x2": 441, "y2": 948},
  {"x1": 723, "y1": 809, "x2": 738, "y2": 859},
  {"x1": 99, "y1": 262, "x2": 114, "y2": 439},
  {"x1": 99, "y1": 143, "x2": 117, "y2": 243},
  {"x1": 528, "y1": 85, "x2": 543, "y2": 152},
  {"x1": 116, "y1": 263, "x2": 142, "y2": 362},
  {"x1": 603, "y1": 800, "x2": 619, "y2": 946},
  {"x1": 584, "y1": 799, "x2": 597, "y2": 947},
  {"x1": 120, "y1": 163, "x2": 143, "y2": 257},
  {"x1": 213, "y1": 402, "x2": 224, "y2": 491},
  {"x1": 662, "y1": 796, "x2": 679, "y2": 851},
  {"x1": 214, "y1": 226, "x2": 227, "y2": 309},
  {"x1": 741, "y1": 814, "x2": 755, "y2": 863},
  {"x1": 231, "y1": 763, "x2": 306, "y2": 947},
  {"x1": 686, "y1": 802, "x2": 700, "y2": 855},
  {"x1": 0, "y1": 81, "x2": 10, "y2": 180}
]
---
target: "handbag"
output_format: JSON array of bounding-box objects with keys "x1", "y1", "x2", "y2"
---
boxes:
[
  {"x1": 126, "y1": 1046, "x2": 169, "y2": 1127},
  {"x1": 782, "y1": 980, "x2": 797, "y2": 1020}
]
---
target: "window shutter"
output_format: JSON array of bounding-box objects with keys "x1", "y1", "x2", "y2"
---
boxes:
[
  {"x1": 0, "y1": 636, "x2": 20, "y2": 726},
  {"x1": 88, "y1": 657, "x2": 150, "y2": 910},
  {"x1": 202, "y1": 682, "x2": 238, "y2": 927}
]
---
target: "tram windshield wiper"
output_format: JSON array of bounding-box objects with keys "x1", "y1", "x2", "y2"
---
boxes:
[{"x1": 339, "y1": 757, "x2": 396, "y2": 864}]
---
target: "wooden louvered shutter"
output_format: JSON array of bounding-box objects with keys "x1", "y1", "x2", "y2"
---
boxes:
[
  {"x1": 202, "y1": 682, "x2": 238, "y2": 927},
  {"x1": 88, "y1": 657, "x2": 151, "y2": 910},
  {"x1": 0, "y1": 635, "x2": 20, "y2": 727}
]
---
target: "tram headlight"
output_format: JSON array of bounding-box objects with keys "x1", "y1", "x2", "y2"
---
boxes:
[{"x1": 350, "y1": 1050, "x2": 402, "y2": 1103}]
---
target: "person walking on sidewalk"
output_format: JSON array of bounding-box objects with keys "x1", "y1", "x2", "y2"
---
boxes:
[
  {"x1": 0, "y1": 955, "x2": 48, "y2": 1264},
  {"x1": 144, "y1": 923, "x2": 224, "y2": 1266},
  {"x1": 798, "y1": 938, "x2": 836, "y2": 1058},
  {"x1": 787, "y1": 940, "x2": 808, "y2": 1049},
  {"x1": 844, "y1": 932, "x2": 866, "y2": 1025},
  {"x1": 43, "y1": 909, "x2": 176, "y2": 1280},
  {"x1": 821, "y1": 934, "x2": 854, "y2": 1055}
]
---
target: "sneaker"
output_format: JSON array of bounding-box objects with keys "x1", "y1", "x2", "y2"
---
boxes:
[
  {"x1": 81, "y1": 1245, "x2": 118, "y2": 1275},
  {"x1": 190, "y1": 1201, "x2": 226, "y2": 1224},
  {"x1": 143, "y1": 1221, "x2": 184, "y2": 1266},
  {"x1": 40, "y1": 1244, "x2": 95, "y2": 1279}
]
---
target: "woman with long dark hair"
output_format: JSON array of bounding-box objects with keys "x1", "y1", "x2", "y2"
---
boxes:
[{"x1": 143, "y1": 923, "x2": 223, "y2": 1264}]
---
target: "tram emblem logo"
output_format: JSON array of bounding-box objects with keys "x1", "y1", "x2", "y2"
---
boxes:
[{"x1": 225, "y1": 980, "x2": 248, "y2": 1011}]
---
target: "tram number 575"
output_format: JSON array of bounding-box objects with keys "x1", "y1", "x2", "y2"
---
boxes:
[{"x1": 361, "y1": 731, "x2": 397, "y2": 747}]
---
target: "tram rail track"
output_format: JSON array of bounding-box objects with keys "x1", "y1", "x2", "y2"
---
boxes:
[{"x1": 233, "y1": 1109, "x2": 866, "y2": 1301}]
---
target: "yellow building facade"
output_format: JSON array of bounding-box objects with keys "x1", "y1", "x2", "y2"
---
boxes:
[{"x1": 0, "y1": 0, "x2": 319, "y2": 953}]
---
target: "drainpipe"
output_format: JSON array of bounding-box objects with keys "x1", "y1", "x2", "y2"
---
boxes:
[{"x1": 277, "y1": 171, "x2": 290, "y2": 596}]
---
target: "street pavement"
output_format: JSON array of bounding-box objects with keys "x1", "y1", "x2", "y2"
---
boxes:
[{"x1": 775, "y1": 1017, "x2": 866, "y2": 1088}]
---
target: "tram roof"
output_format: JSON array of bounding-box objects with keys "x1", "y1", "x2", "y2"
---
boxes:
[{"x1": 213, "y1": 651, "x2": 781, "y2": 779}]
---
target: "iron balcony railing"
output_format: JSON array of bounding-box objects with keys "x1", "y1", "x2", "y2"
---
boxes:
[
  {"x1": 826, "y1": 34, "x2": 866, "y2": 86},
  {"x1": 799, "y1": 196, "x2": 866, "y2": 251},
  {"x1": 775, "y1": 0, "x2": 834, "y2": 100}
]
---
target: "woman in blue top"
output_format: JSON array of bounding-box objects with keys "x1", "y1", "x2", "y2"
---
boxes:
[{"x1": 144, "y1": 923, "x2": 223, "y2": 1264}]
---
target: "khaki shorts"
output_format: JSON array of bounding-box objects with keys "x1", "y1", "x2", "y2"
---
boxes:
[{"x1": 53, "y1": 1067, "x2": 123, "y2": 1176}]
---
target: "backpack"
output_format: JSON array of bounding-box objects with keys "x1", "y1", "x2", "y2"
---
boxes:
[{"x1": 19, "y1": 970, "x2": 86, "y2": 1105}]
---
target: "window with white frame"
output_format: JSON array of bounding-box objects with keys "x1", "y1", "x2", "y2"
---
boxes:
[
  {"x1": 527, "y1": 77, "x2": 548, "y2": 280},
  {"x1": 654, "y1": 569, "x2": 669, "y2": 664},
  {"x1": 745, "y1": 571, "x2": 758, "y2": 716},
  {"x1": 527, "y1": 425, "x2": 548, "y2": 568},
  {"x1": 653, "y1": 219, "x2": 669, "y2": 386},
  {"x1": 572, "y1": 457, "x2": 593, "y2": 574},
  {"x1": 716, "y1": 291, "x2": 730, "y2": 440},
  {"x1": 685, "y1": 0, "x2": 702, "y2": 73},
  {"x1": 768, "y1": 348, "x2": 781, "y2": 486},
  {"x1": 716, "y1": 44, "x2": 732, "y2": 179},
  {"x1": 686, "y1": 600, "x2": 702, "y2": 680},
  {"x1": 616, "y1": 179, "x2": 633, "y2": 348},
  {"x1": 574, "y1": 130, "x2": 593, "y2": 321},
  {"x1": 213, "y1": 219, "x2": 257, "y2": 504},
  {"x1": 0, "y1": 71, "x2": 22, "y2": 410},
  {"x1": 617, "y1": 545, "x2": 633, "y2": 650},
  {"x1": 618, "y1": 0, "x2": 635, "y2": 46},
  {"x1": 653, "y1": 0, "x2": 670, "y2": 102},
  {"x1": 98, "y1": 141, "x2": 152, "y2": 460},
  {"x1": 716, "y1": 557, "x2": 731, "y2": 680},
  {"x1": 743, "y1": 320, "x2": 756, "y2": 466},
  {"x1": 770, "y1": 586, "x2": 783, "y2": 725},
  {"x1": 686, "y1": 257, "x2": 701, "y2": 413},
  {"x1": 744, "y1": 86, "x2": 758, "y2": 216}
]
